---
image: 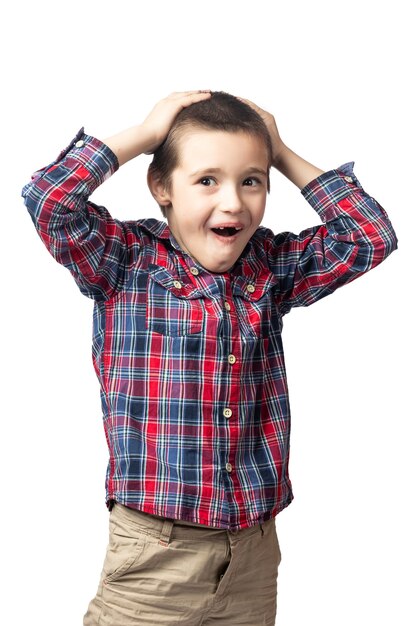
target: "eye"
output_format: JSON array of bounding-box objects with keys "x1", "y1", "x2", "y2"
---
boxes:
[
  {"x1": 243, "y1": 177, "x2": 262, "y2": 186},
  {"x1": 199, "y1": 177, "x2": 216, "y2": 186}
]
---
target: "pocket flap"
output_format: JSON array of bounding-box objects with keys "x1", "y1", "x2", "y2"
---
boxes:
[
  {"x1": 232, "y1": 269, "x2": 279, "y2": 301},
  {"x1": 148, "y1": 264, "x2": 203, "y2": 300}
]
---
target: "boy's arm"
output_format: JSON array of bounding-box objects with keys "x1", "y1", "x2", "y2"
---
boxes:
[
  {"x1": 272, "y1": 144, "x2": 325, "y2": 190},
  {"x1": 21, "y1": 128, "x2": 133, "y2": 301},
  {"x1": 266, "y1": 162, "x2": 398, "y2": 313},
  {"x1": 239, "y1": 96, "x2": 398, "y2": 312},
  {"x1": 21, "y1": 91, "x2": 212, "y2": 301},
  {"x1": 102, "y1": 90, "x2": 212, "y2": 165},
  {"x1": 236, "y1": 95, "x2": 325, "y2": 189}
]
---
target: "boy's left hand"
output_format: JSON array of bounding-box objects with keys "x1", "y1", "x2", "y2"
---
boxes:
[{"x1": 236, "y1": 96, "x2": 286, "y2": 163}]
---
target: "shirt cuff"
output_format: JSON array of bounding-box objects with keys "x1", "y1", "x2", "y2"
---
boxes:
[
  {"x1": 26, "y1": 127, "x2": 120, "y2": 193},
  {"x1": 300, "y1": 162, "x2": 365, "y2": 222}
]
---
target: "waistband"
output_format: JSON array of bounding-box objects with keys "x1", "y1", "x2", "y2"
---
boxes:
[{"x1": 111, "y1": 502, "x2": 270, "y2": 546}]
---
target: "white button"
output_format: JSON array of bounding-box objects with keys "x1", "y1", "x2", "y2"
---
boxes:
[
  {"x1": 173, "y1": 280, "x2": 182, "y2": 289},
  {"x1": 190, "y1": 267, "x2": 199, "y2": 276},
  {"x1": 75, "y1": 140, "x2": 84, "y2": 148},
  {"x1": 246, "y1": 284, "x2": 255, "y2": 293},
  {"x1": 223, "y1": 408, "x2": 232, "y2": 418},
  {"x1": 228, "y1": 354, "x2": 236, "y2": 365},
  {"x1": 226, "y1": 463, "x2": 233, "y2": 473},
  {"x1": 224, "y1": 301, "x2": 231, "y2": 311},
  {"x1": 344, "y1": 176, "x2": 353, "y2": 183}
]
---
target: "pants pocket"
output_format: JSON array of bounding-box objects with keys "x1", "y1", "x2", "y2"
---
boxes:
[{"x1": 103, "y1": 509, "x2": 147, "y2": 584}]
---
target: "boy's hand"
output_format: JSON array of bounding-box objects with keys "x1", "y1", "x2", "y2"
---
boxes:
[
  {"x1": 102, "y1": 91, "x2": 212, "y2": 166},
  {"x1": 236, "y1": 96, "x2": 286, "y2": 164},
  {"x1": 237, "y1": 96, "x2": 325, "y2": 188},
  {"x1": 141, "y1": 90, "x2": 212, "y2": 154}
]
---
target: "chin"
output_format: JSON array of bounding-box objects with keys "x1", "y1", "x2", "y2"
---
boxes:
[
  {"x1": 209, "y1": 262, "x2": 235, "y2": 273},
  {"x1": 197, "y1": 253, "x2": 239, "y2": 274}
]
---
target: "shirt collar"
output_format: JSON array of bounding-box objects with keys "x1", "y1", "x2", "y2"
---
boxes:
[
  {"x1": 138, "y1": 218, "x2": 172, "y2": 241},
  {"x1": 136, "y1": 218, "x2": 257, "y2": 276}
]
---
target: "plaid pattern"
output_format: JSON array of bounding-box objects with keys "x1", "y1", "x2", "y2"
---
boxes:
[{"x1": 22, "y1": 128, "x2": 398, "y2": 530}]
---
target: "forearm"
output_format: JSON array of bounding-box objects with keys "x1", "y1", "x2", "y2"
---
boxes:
[
  {"x1": 102, "y1": 91, "x2": 214, "y2": 167},
  {"x1": 273, "y1": 144, "x2": 325, "y2": 190},
  {"x1": 22, "y1": 129, "x2": 129, "y2": 300},
  {"x1": 102, "y1": 124, "x2": 155, "y2": 167}
]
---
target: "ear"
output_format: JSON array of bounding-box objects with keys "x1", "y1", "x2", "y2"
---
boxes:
[{"x1": 147, "y1": 168, "x2": 172, "y2": 207}]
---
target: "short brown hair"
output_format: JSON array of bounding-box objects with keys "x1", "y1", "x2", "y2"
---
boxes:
[{"x1": 148, "y1": 91, "x2": 273, "y2": 217}]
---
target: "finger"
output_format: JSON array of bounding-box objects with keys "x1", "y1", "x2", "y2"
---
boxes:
[
  {"x1": 187, "y1": 91, "x2": 212, "y2": 101},
  {"x1": 170, "y1": 90, "x2": 211, "y2": 99},
  {"x1": 236, "y1": 95, "x2": 258, "y2": 109},
  {"x1": 175, "y1": 91, "x2": 212, "y2": 108}
]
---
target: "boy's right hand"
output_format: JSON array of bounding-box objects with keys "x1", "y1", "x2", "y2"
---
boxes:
[
  {"x1": 141, "y1": 90, "x2": 212, "y2": 154},
  {"x1": 102, "y1": 91, "x2": 212, "y2": 166}
]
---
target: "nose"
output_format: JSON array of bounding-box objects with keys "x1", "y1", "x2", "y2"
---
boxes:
[{"x1": 218, "y1": 184, "x2": 243, "y2": 213}]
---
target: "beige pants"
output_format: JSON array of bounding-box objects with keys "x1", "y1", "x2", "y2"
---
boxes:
[{"x1": 84, "y1": 503, "x2": 282, "y2": 625}]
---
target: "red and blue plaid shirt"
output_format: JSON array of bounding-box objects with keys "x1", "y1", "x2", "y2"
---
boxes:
[{"x1": 22, "y1": 128, "x2": 398, "y2": 530}]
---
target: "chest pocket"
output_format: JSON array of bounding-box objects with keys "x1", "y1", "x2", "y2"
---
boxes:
[
  {"x1": 146, "y1": 265, "x2": 204, "y2": 336},
  {"x1": 232, "y1": 270, "x2": 280, "y2": 338}
]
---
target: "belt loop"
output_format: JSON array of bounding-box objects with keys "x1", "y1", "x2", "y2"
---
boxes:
[
  {"x1": 158, "y1": 519, "x2": 174, "y2": 547},
  {"x1": 259, "y1": 522, "x2": 264, "y2": 537}
]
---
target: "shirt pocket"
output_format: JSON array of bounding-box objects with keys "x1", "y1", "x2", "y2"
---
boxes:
[{"x1": 145, "y1": 265, "x2": 205, "y2": 336}]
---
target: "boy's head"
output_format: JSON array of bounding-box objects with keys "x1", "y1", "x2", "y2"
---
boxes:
[{"x1": 147, "y1": 91, "x2": 272, "y2": 273}]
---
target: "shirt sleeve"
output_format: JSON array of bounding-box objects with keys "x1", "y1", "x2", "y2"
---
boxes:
[
  {"x1": 21, "y1": 127, "x2": 143, "y2": 301},
  {"x1": 265, "y1": 162, "x2": 398, "y2": 315}
]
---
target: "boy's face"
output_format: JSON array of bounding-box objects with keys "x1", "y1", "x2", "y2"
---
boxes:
[{"x1": 160, "y1": 129, "x2": 269, "y2": 273}]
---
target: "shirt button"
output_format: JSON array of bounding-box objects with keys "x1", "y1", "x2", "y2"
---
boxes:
[
  {"x1": 344, "y1": 175, "x2": 353, "y2": 183},
  {"x1": 246, "y1": 284, "x2": 255, "y2": 293},
  {"x1": 224, "y1": 301, "x2": 231, "y2": 311},
  {"x1": 190, "y1": 267, "x2": 199, "y2": 276},
  {"x1": 173, "y1": 280, "x2": 182, "y2": 289},
  {"x1": 75, "y1": 140, "x2": 84, "y2": 148},
  {"x1": 223, "y1": 408, "x2": 232, "y2": 418},
  {"x1": 228, "y1": 354, "x2": 236, "y2": 365},
  {"x1": 226, "y1": 463, "x2": 233, "y2": 473}
]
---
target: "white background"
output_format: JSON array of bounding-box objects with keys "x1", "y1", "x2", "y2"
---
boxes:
[{"x1": 2, "y1": 0, "x2": 415, "y2": 624}]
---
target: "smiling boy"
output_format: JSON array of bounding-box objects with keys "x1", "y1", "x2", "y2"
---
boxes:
[
  {"x1": 149, "y1": 130, "x2": 269, "y2": 273},
  {"x1": 22, "y1": 90, "x2": 398, "y2": 625}
]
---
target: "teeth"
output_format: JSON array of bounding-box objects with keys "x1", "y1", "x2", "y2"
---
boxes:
[{"x1": 211, "y1": 225, "x2": 243, "y2": 237}]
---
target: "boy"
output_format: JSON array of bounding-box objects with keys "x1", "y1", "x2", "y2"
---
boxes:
[{"x1": 22, "y1": 90, "x2": 398, "y2": 625}]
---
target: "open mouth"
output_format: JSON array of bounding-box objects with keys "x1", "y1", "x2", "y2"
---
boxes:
[{"x1": 211, "y1": 226, "x2": 242, "y2": 237}]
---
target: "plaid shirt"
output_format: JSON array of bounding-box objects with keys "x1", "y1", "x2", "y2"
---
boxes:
[{"x1": 22, "y1": 127, "x2": 398, "y2": 530}]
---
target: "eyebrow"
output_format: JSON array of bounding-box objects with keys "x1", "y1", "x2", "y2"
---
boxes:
[{"x1": 189, "y1": 166, "x2": 268, "y2": 178}]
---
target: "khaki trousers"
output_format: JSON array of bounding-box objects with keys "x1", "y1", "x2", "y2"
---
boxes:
[{"x1": 84, "y1": 503, "x2": 282, "y2": 625}]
